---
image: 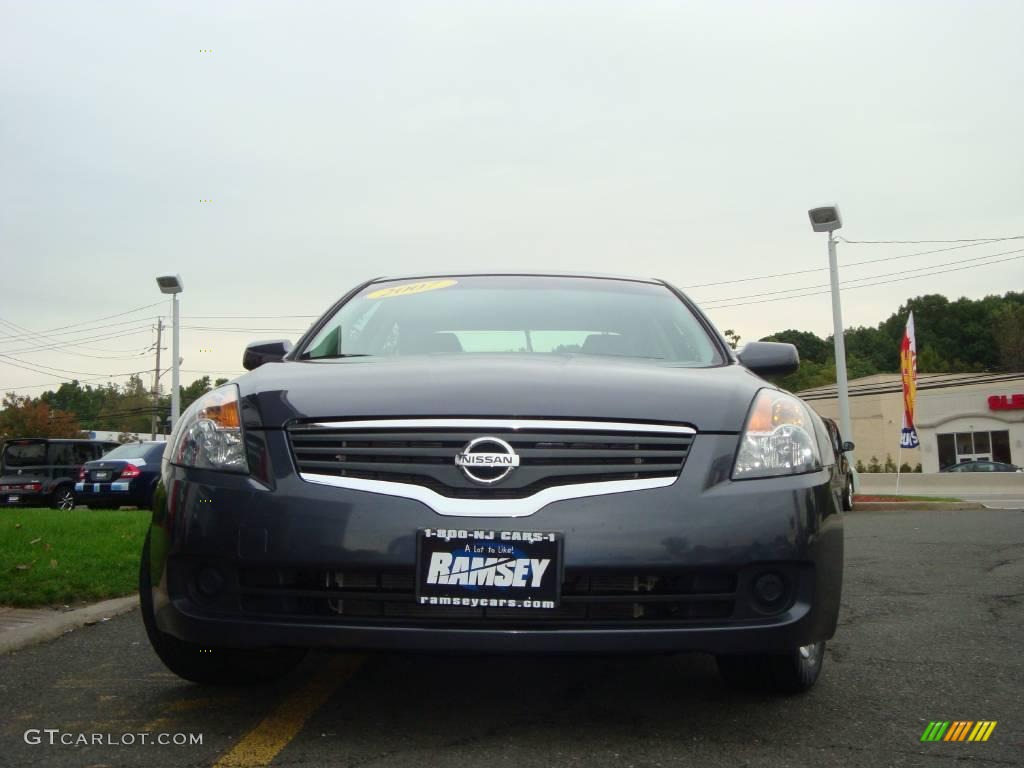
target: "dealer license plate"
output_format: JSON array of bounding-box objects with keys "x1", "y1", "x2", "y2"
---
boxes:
[{"x1": 416, "y1": 528, "x2": 562, "y2": 610}]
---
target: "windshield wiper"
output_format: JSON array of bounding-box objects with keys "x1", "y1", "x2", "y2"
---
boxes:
[{"x1": 304, "y1": 353, "x2": 374, "y2": 360}]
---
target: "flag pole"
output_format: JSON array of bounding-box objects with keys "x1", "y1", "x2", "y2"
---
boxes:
[{"x1": 896, "y1": 439, "x2": 902, "y2": 493}]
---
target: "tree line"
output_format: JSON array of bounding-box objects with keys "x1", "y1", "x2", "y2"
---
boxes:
[
  {"x1": 760, "y1": 292, "x2": 1024, "y2": 392},
  {"x1": 0, "y1": 375, "x2": 228, "y2": 442}
]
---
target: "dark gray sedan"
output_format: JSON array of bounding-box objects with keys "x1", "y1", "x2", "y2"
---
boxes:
[{"x1": 141, "y1": 273, "x2": 844, "y2": 694}]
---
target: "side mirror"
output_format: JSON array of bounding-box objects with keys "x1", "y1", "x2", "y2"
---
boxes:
[
  {"x1": 243, "y1": 340, "x2": 293, "y2": 371},
  {"x1": 841, "y1": 441, "x2": 855, "y2": 453},
  {"x1": 736, "y1": 341, "x2": 800, "y2": 376}
]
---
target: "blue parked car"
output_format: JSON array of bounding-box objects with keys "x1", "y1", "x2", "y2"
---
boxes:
[{"x1": 76, "y1": 442, "x2": 167, "y2": 509}]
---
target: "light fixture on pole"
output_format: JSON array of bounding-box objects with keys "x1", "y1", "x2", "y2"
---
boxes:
[
  {"x1": 156, "y1": 274, "x2": 184, "y2": 431},
  {"x1": 807, "y1": 205, "x2": 853, "y2": 447}
]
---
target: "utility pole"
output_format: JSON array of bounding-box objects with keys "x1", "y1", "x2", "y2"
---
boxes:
[{"x1": 151, "y1": 318, "x2": 164, "y2": 440}]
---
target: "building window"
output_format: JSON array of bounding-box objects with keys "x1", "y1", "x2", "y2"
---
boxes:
[
  {"x1": 937, "y1": 430, "x2": 1011, "y2": 469},
  {"x1": 992, "y1": 431, "x2": 1011, "y2": 463}
]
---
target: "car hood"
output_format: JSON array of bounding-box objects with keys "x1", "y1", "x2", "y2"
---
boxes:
[{"x1": 237, "y1": 356, "x2": 769, "y2": 433}]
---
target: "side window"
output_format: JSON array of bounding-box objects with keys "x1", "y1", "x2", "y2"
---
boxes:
[
  {"x1": 807, "y1": 410, "x2": 835, "y2": 467},
  {"x1": 48, "y1": 443, "x2": 75, "y2": 467},
  {"x1": 832, "y1": 429, "x2": 843, "y2": 456},
  {"x1": 72, "y1": 444, "x2": 95, "y2": 465}
]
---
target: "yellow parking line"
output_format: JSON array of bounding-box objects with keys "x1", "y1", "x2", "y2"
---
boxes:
[{"x1": 212, "y1": 654, "x2": 363, "y2": 768}]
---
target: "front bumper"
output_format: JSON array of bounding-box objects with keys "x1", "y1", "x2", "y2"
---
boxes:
[{"x1": 148, "y1": 433, "x2": 844, "y2": 654}]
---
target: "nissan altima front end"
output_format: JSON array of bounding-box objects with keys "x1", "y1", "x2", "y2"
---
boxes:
[{"x1": 141, "y1": 274, "x2": 844, "y2": 693}]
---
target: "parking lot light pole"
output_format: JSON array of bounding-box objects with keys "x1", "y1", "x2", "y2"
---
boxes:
[
  {"x1": 808, "y1": 206, "x2": 853, "y2": 445},
  {"x1": 156, "y1": 274, "x2": 184, "y2": 430}
]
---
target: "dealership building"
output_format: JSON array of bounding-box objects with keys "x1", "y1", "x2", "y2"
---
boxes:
[{"x1": 798, "y1": 373, "x2": 1024, "y2": 472}]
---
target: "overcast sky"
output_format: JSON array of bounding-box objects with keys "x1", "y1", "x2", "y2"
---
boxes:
[{"x1": 1, "y1": 1, "x2": 1022, "y2": 395}]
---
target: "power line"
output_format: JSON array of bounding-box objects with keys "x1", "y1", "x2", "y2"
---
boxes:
[
  {"x1": 180, "y1": 325, "x2": 307, "y2": 333},
  {"x1": 0, "y1": 301, "x2": 165, "y2": 339},
  {"x1": 702, "y1": 251, "x2": 1024, "y2": 310},
  {"x1": 182, "y1": 315, "x2": 319, "y2": 320},
  {"x1": 0, "y1": 318, "x2": 152, "y2": 360},
  {"x1": 838, "y1": 235, "x2": 1024, "y2": 245},
  {"x1": 0, "y1": 326, "x2": 154, "y2": 356},
  {"x1": 0, "y1": 315, "x2": 161, "y2": 344},
  {"x1": 699, "y1": 247, "x2": 1024, "y2": 305},
  {"x1": 0, "y1": 352, "x2": 152, "y2": 378},
  {"x1": 179, "y1": 369, "x2": 244, "y2": 374},
  {"x1": 0, "y1": 356, "x2": 147, "y2": 384},
  {"x1": 681, "y1": 238, "x2": 1020, "y2": 290},
  {"x1": 840, "y1": 240, "x2": 1024, "y2": 271}
]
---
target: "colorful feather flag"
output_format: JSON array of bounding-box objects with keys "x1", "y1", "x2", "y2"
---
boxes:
[{"x1": 900, "y1": 312, "x2": 919, "y2": 449}]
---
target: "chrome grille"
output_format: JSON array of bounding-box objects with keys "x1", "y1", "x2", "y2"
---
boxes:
[{"x1": 287, "y1": 419, "x2": 695, "y2": 499}]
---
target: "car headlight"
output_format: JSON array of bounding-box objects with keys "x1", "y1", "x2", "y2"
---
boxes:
[
  {"x1": 169, "y1": 384, "x2": 248, "y2": 473},
  {"x1": 732, "y1": 389, "x2": 822, "y2": 479}
]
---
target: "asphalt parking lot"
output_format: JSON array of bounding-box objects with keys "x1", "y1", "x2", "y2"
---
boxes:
[{"x1": 1, "y1": 507, "x2": 1021, "y2": 768}]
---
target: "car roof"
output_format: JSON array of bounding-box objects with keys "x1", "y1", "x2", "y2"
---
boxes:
[{"x1": 369, "y1": 272, "x2": 664, "y2": 285}]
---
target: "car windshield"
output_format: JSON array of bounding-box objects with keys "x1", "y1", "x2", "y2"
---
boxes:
[
  {"x1": 100, "y1": 443, "x2": 166, "y2": 461},
  {"x1": 299, "y1": 276, "x2": 723, "y2": 366},
  {"x1": 2, "y1": 441, "x2": 47, "y2": 468}
]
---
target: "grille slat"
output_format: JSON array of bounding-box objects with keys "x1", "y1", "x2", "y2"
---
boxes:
[
  {"x1": 293, "y1": 446, "x2": 688, "y2": 459},
  {"x1": 289, "y1": 430, "x2": 690, "y2": 446},
  {"x1": 292, "y1": 445, "x2": 460, "y2": 457},
  {"x1": 299, "y1": 460, "x2": 679, "y2": 477},
  {"x1": 288, "y1": 420, "x2": 694, "y2": 498}
]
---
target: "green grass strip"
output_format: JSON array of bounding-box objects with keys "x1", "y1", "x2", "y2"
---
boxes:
[{"x1": 0, "y1": 508, "x2": 150, "y2": 607}]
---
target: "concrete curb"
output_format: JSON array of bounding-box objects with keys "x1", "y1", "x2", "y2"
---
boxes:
[
  {"x1": 0, "y1": 595, "x2": 139, "y2": 655},
  {"x1": 852, "y1": 502, "x2": 987, "y2": 512}
]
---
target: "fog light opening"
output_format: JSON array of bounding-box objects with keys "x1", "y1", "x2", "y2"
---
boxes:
[
  {"x1": 196, "y1": 565, "x2": 225, "y2": 599},
  {"x1": 752, "y1": 571, "x2": 787, "y2": 609}
]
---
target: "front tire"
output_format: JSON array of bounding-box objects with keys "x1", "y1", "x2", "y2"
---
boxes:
[
  {"x1": 842, "y1": 477, "x2": 854, "y2": 511},
  {"x1": 51, "y1": 485, "x2": 75, "y2": 510},
  {"x1": 716, "y1": 641, "x2": 826, "y2": 694},
  {"x1": 139, "y1": 535, "x2": 307, "y2": 684}
]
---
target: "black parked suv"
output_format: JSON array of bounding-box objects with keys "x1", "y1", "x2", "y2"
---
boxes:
[{"x1": 1, "y1": 438, "x2": 120, "y2": 509}]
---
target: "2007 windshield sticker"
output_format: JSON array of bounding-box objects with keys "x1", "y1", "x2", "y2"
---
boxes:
[{"x1": 365, "y1": 279, "x2": 457, "y2": 300}]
